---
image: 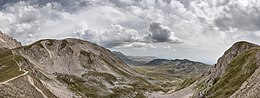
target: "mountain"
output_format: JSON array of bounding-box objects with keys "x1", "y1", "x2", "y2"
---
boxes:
[
  {"x1": 112, "y1": 51, "x2": 143, "y2": 66},
  {"x1": 113, "y1": 51, "x2": 156, "y2": 66},
  {"x1": 0, "y1": 38, "x2": 165, "y2": 98},
  {"x1": 195, "y1": 41, "x2": 260, "y2": 98},
  {"x1": 126, "y1": 56, "x2": 157, "y2": 65},
  {"x1": 143, "y1": 59, "x2": 209, "y2": 78},
  {"x1": 0, "y1": 31, "x2": 21, "y2": 49},
  {"x1": 113, "y1": 51, "x2": 209, "y2": 93}
]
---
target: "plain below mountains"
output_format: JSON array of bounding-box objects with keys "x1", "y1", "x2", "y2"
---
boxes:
[
  {"x1": 113, "y1": 51, "x2": 210, "y2": 92},
  {"x1": 113, "y1": 51, "x2": 209, "y2": 79}
]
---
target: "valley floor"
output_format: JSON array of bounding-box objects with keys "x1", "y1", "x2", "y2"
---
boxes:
[{"x1": 146, "y1": 84, "x2": 194, "y2": 98}]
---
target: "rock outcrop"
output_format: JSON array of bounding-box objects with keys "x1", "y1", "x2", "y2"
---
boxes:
[
  {"x1": 204, "y1": 41, "x2": 259, "y2": 86},
  {"x1": 0, "y1": 31, "x2": 21, "y2": 49},
  {"x1": 195, "y1": 41, "x2": 260, "y2": 98}
]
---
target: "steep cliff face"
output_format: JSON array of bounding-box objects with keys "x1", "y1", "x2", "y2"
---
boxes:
[
  {"x1": 229, "y1": 49, "x2": 260, "y2": 98},
  {"x1": 0, "y1": 31, "x2": 21, "y2": 49},
  {"x1": 196, "y1": 41, "x2": 260, "y2": 98},
  {"x1": 203, "y1": 41, "x2": 258, "y2": 87},
  {"x1": 0, "y1": 38, "x2": 157, "y2": 98}
]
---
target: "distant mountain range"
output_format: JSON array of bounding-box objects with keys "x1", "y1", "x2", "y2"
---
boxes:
[
  {"x1": 112, "y1": 51, "x2": 156, "y2": 66},
  {"x1": 144, "y1": 58, "x2": 209, "y2": 77},
  {"x1": 113, "y1": 51, "x2": 209, "y2": 77},
  {"x1": 113, "y1": 50, "x2": 210, "y2": 92}
]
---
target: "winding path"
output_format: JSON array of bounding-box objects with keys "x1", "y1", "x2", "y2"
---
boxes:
[{"x1": 0, "y1": 55, "x2": 29, "y2": 85}]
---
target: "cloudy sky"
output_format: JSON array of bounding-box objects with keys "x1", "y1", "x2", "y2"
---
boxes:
[{"x1": 1, "y1": 0, "x2": 260, "y2": 64}]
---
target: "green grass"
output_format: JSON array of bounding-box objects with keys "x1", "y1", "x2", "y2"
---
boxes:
[
  {"x1": 56, "y1": 73, "x2": 103, "y2": 98},
  {"x1": 206, "y1": 48, "x2": 259, "y2": 98},
  {"x1": 82, "y1": 71, "x2": 117, "y2": 85},
  {"x1": 30, "y1": 75, "x2": 57, "y2": 97},
  {"x1": 0, "y1": 49, "x2": 24, "y2": 82},
  {"x1": 175, "y1": 77, "x2": 198, "y2": 91}
]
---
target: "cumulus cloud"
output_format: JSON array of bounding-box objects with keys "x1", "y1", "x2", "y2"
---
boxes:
[
  {"x1": 189, "y1": 0, "x2": 260, "y2": 32},
  {"x1": 74, "y1": 24, "x2": 144, "y2": 48},
  {"x1": 0, "y1": 0, "x2": 189, "y2": 46},
  {"x1": 146, "y1": 22, "x2": 181, "y2": 43},
  {"x1": 1, "y1": 0, "x2": 260, "y2": 63},
  {"x1": 0, "y1": 1, "x2": 70, "y2": 43},
  {"x1": 73, "y1": 22, "x2": 181, "y2": 48}
]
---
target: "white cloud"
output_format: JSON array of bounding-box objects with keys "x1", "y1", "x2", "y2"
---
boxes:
[
  {"x1": 0, "y1": 0, "x2": 260, "y2": 63},
  {"x1": 146, "y1": 22, "x2": 181, "y2": 43},
  {"x1": 114, "y1": 42, "x2": 156, "y2": 49},
  {"x1": 75, "y1": 24, "x2": 143, "y2": 48}
]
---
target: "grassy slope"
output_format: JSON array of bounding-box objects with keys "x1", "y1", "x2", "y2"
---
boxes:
[
  {"x1": 0, "y1": 49, "x2": 24, "y2": 82},
  {"x1": 206, "y1": 48, "x2": 260, "y2": 98},
  {"x1": 132, "y1": 63, "x2": 207, "y2": 92},
  {"x1": 175, "y1": 77, "x2": 198, "y2": 91}
]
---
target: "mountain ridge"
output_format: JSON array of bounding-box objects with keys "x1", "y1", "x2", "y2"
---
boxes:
[
  {"x1": 113, "y1": 51, "x2": 157, "y2": 66},
  {"x1": 194, "y1": 41, "x2": 260, "y2": 98},
  {"x1": 0, "y1": 31, "x2": 21, "y2": 49},
  {"x1": 0, "y1": 37, "x2": 158, "y2": 98}
]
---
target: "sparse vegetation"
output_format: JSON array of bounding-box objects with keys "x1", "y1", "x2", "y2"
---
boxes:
[
  {"x1": 56, "y1": 73, "x2": 103, "y2": 98},
  {"x1": 0, "y1": 49, "x2": 24, "y2": 82},
  {"x1": 175, "y1": 77, "x2": 198, "y2": 91},
  {"x1": 206, "y1": 48, "x2": 259, "y2": 98},
  {"x1": 82, "y1": 71, "x2": 117, "y2": 85}
]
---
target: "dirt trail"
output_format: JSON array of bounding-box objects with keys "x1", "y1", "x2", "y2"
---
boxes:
[
  {"x1": 0, "y1": 69, "x2": 28, "y2": 85},
  {"x1": 0, "y1": 56, "x2": 29, "y2": 85}
]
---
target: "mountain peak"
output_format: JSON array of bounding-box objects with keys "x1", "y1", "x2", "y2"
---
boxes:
[
  {"x1": 0, "y1": 31, "x2": 21, "y2": 49},
  {"x1": 230, "y1": 41, "x2": 258, "y2": 50},
  {"x1": 196, "y1": 41, "x2": 260, "y2": 98}
]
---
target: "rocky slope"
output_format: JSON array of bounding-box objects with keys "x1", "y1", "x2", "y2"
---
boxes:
[
  {"x1": 0, "y1": 31, "x2": 21, "y2": 49},
  {"x1": 0, "y1": 38, "x2": 165, "y2": 98},
  {"x1": 195, "y1": 41, "x2": 260, "y2": 98}
]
